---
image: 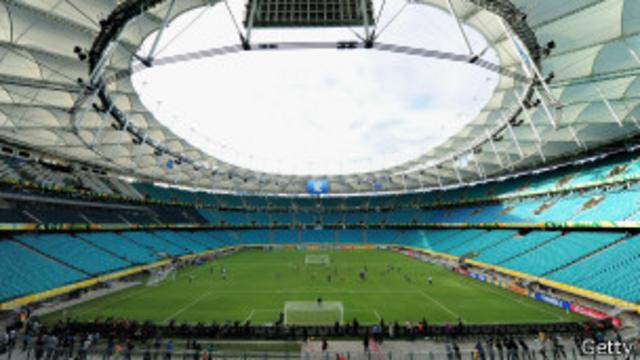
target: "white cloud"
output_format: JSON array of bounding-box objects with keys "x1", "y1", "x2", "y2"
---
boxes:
[{"x1": 131, "y1": 0, "x2": 499, "y2": 175}]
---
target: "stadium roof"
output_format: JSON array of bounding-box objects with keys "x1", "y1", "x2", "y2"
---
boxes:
[{"x1": 0, "y1": 0, "x2": 639, "y2": 194}]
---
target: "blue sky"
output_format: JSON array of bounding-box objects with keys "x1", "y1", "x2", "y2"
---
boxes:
[{"x1": 132, "y1": 0, "x2": 499, "y2": 175}]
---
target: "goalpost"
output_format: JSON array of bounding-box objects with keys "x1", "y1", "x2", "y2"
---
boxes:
[
  {"x1": 283, "y1": 301, "x2": 344, "y2": 325},
  {"x1": 146, "y1": 266, "x2": 175, "y2": 287},
  {"x1": 305, "y1": 254, "x2": 330, "y2": 265}
]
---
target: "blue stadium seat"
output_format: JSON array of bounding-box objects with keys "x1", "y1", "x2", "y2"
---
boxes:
[
  {"x1": 121, "y1": 231, "x2": 188, "y2": 256},
  {"x1": 77, "y1": 233, "x2": 160, "y2": 264},
  {"x1": 18, "y1": 234, "x2": 130, "y2": 274},
  {"x1": 500, "y1": 232, "x2": 623, "y2": 276},
  {"x1": 0, "y1": 240, "x2": 87, "y2": 301}
]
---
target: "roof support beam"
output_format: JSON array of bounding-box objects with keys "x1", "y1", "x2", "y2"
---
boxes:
[
  {"x1": 499, "y1": 18, "x2": 560, "y2": 114},
  {"x1": 434, "y1": 169, "x2": 443, "y2": 188},
  {"x1": 90, "y1": 102, "x2": 115, "y2": 149},
  {"x1": 506, "y1": 121, "x2": 524, "y2": 159},
  {"x1": 145, "y1": 0, "x2": 177, "y2": 64},
  {"x1": 536, "y1": 142, "x2": 546, "y2": 163},
  {"x1": 445, "y1": 0, "x2": 474, "y2": 57},
  {"x1": 624, "y1": 104, "x2": 640, "y2": 130},
  {"x1": 514, "y1": 88, "x2": 542, "y2": 143},
  {"x1": 486, "y1": 129, "x2": 504, "y2": 169},
  {"x1": 471, "y1": 154, "x2": 485, "y2": 179},
  {"x1": 623, "y1": 40, "x2": 640, "y2": 66},
  {"x1": 360, "y1": 0, "x2": 372, "y2": 43},
  {"x1": 596, "y1": 86, "x2": 624, "y2": 127},
  {"x1": 568, "y1": 125, "x2": 586, "y2": 149},
  {"x1": 452, "y1": 162, "x2": 463, "y2": 184}
]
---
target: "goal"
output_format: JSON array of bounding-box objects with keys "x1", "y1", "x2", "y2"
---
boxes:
[
  {"x1": 283, "y1": 301, "x2": 344, "y2": 325},
  {"x1": 146, "y1": 266, "x2": 175, "y2": 287},
  {"x1": 305, "y1": 254, "x2": 330, "y2": 265}
]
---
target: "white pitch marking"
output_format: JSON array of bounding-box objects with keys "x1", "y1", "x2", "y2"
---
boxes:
[
  {"x1": 418, "y1": 290, "x2": 461, "y2": 319},
  {"x1": 373, "y1": 309, "x2": 382, "y2": 321},
  {"x1": 243, "y1": 309, "x2": 256, "y2": 323},
  {"x1": 162, "y1": 290, "x2": 216, "y2": 323}
]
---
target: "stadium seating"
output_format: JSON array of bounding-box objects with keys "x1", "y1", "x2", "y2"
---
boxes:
[
  {"x1": 445, "y1": 230, "x2": 517, "y2": 256},
  {"x1": 395, "y1": 229, "x2": 462, "y2": 248},
  {"x1": 218, "y1": 211, "x2": 250, "y2": 225},
  {"x1": 169, "y1": 232, "x2": 215, "y2": 251},
  {"x1": 474, "y1": 231, "x2": 562, "y2": 264},
  {"x1": 179, "y1": 231, "x2": 226, "y2": 249},
  {"x1": 547, "y1": 234, "x2": 640, "y2": 302},
  {"x1": 76, "y1": 233, "x2": 160, "y2": 264},
  {"x1": 500, "y1": 232, "x2": 624, "y2": 276},
  {"x1": 271, "y1": 229, "x2": 299, "y2": 243},
  {"x1": 303, "y1": 229, "x2": 337, "y2": 243},
  {"x1": 153, "y1": 231, "x2": 206, "y2": 253},
  {"x1": 1, "y1": 147, "x2": 640, "y2": 218},
  {"x1": 17, "y1": 234, "x2": 131, "y2": 275},
  {"x1": 574, "y1": 186, "x2": 640, "y2": 221},
  {"x1": 365, "y1": 230, "x2": 401, "y2": 244},
  {"x1": 25, "y1": 208, "x2": 87, "y2": 224},
  {"x1": 0, "y1": 240, "x2": 86, "y2": 301},
  {"x1": 0, "y1": 209, "x2": 32, "y2": 223},
  {"x1": 120, "y1": 231, "x2": 188, "y2": 256}
]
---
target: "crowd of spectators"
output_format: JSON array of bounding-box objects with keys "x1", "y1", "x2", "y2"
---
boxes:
[{"x1": 0, "y1": 313, "x2": 617, "y2": 359}]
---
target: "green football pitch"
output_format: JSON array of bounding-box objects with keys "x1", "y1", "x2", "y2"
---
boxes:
[{"x1": 44, "y1": 249, "x2": 583, "y2": 325}]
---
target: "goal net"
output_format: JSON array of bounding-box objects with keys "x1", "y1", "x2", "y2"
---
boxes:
[
  {"x1": 305, "y1": 254, "x2": 330, "y2": 265},
  {"x1": 283, "y1": 301, "x2": 344, "y2": 325},
  {"x1": 146, "y1": 266, "x2": 175, "y2": 287}
]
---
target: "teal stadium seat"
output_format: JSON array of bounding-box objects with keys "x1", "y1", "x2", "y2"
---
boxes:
[{"x1": 0, "y1": 240, "x2": 86, "y2": 301}]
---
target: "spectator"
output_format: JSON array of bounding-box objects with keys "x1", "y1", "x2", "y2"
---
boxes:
[
  {"x1": 453, "y1": 343, "x2": 461, "y2": 360},
  {"x1": 445, "y1": 344, "x2": 453, "y2": 360},
  {"x1": 0, "y1": 330, "x2": 7, "y2": 354},
  {"x1": 165, "y1": 340, "x2": 174, "y2": 360},
  {"x1": 22, "y1": 328, "x2": 32, "y2": 352},
  {"x1": 34, "y1": 335, "x2": 45, "y2": 360},
  {"x1": 495, "y1": 338, "x2": 504, "y2": 360},
  {"x1": 125, "y1": 340, "x2": 135, "y2": 360},
  {"x1": 518, "y1": 338, "x2": 531, "y2": 360},
  {"x1": 486, "y1": 338, "x2": 495, "y2": 360},
  {"x1": 534, "y1": 336, "x2": 547, "y2": 360},
  {"x1": 143, "y1": 343, "x2": 152, "y2": 360},
  {"x1": 153, "y1": 337, "x2": 162, "y2": 360},
  {"x1": 475, "y1": 341, "x2": 486, "y2": 360},
  {"x1": 552, "y1": 335, "x2": 566, "y2": 359}
]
